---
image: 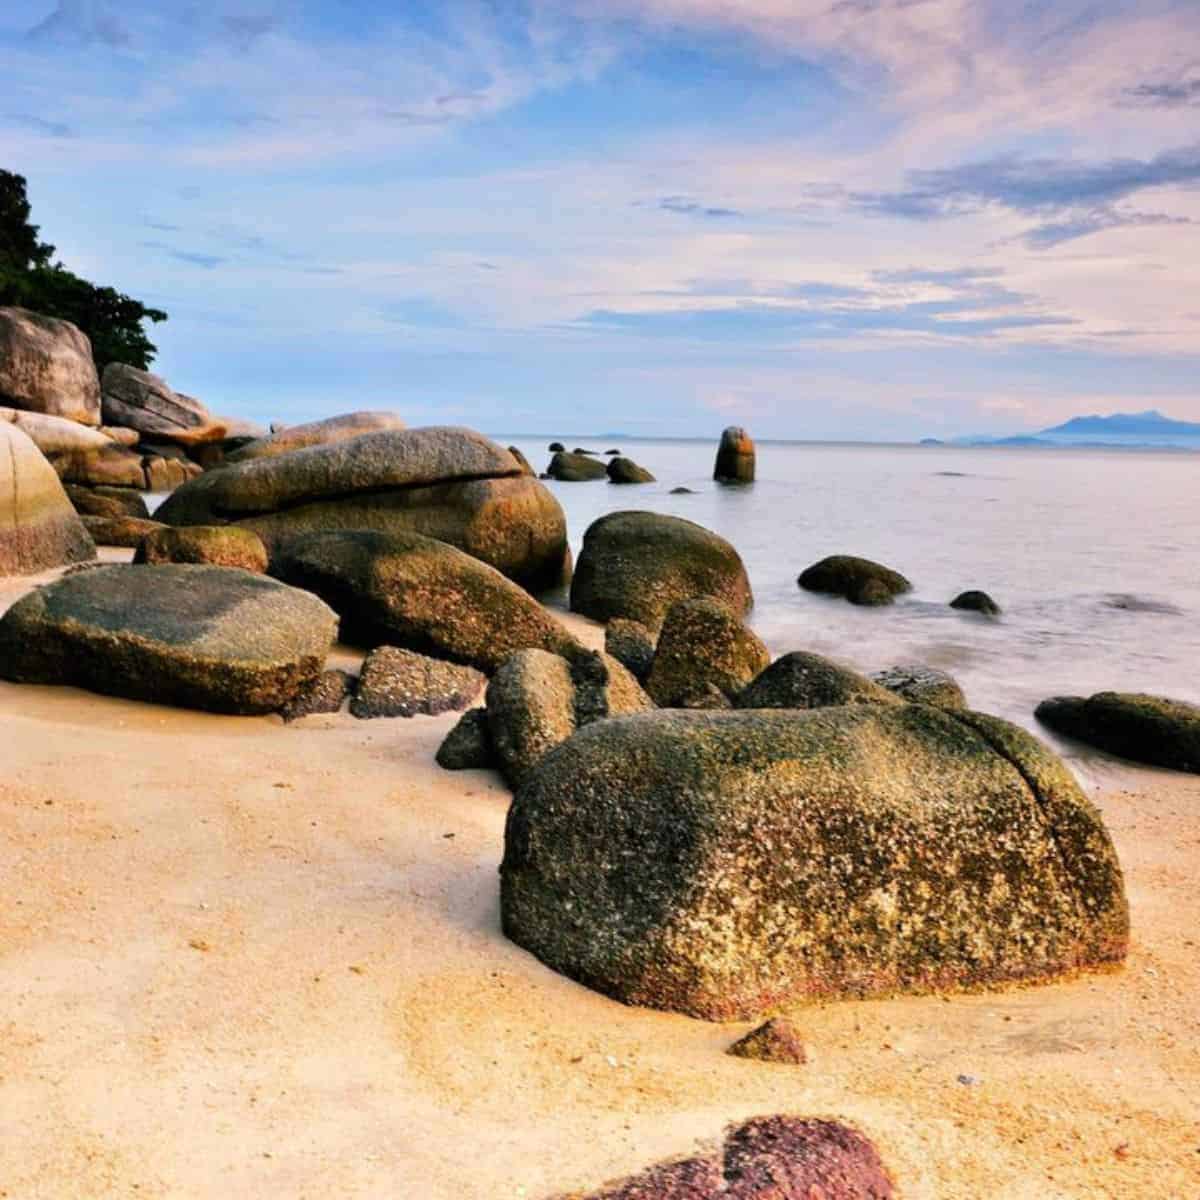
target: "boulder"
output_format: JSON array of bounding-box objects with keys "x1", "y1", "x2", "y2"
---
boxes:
[
  {"x1": 57, "y1": 444, "x2": 149, "y2": 489},
  {"x1": 726, "y1": 1018, "x2": 807, "y2": 1066},
  {"x1": 951, "y1": 589, "x2": 1001, "y2": 616},
  {"x1": 606, "y1": 456, "x2": 655, "y2": 484},
  {"x1": 486, "y1": 648, "x2": 652, "y2": 787},
  {"x1": 646, "y1": 598, "x2": 770, "y2": 708},
  {"x1": 797, "y1": 555, "x2": 911, "y2": 606},
  {"x1": 1036, "y1": 692, "x2": 1200, "y2": 773},
  {"x1": 713, "y1": 425, "x2": 755, "y2": 484},
  {"x1": 571, "y1": 511, "x2": 752, "y2": 632},
  {"x1": 64, "y1": 484, "x2": 149, "y2": 520},
  {"x1": 0, "y1": 307, "x2": 100, "y2": 425},
  {"x1": 566, "y1": 1116, "x2": 893, "y2": 1199},
  {"x1": 268, "y1": 530, "x2": 580, "y2": 672},
  {"x1": 670, "y1": 486, "x2": 695, "y2": 495},
  {"x1": 81, "y1": 515, "x2": 166, "y2": 548},
  {"x1": 871, "y1": 664, "x2": 966, "y2": 710},
  {"x1": 547, "y1": 450, "x2": 607, "y2": 481},
  {"x1": 736, "y1": 652, "x2": 901, "y2": 711},
  {"x1": 226, "y1": 411, "x2": 406, "y2": 463},
  {"x1": 0, "y1": 407, "x2": 112, "y2": 457},
  {"x1": 435, "y1": 708, "x2": 495, "y2": 770},
  {"x1": 101, "y1": 426, "x2": 141, "y2": 447},
  {"x1": 548, "y1": 442, "x2": 565, "y2": 452},
  {"x1": 100, "y1": 363, "x2": 225, "y2": 444},
  {"x1": 144, "y1": 454, "x2": 203, "y2": 493},
  {"x1": 155, "y1": 426, "x2": 569, "y2": 591},
  {"x1": 279, "y1": 668, "x2": 356, "y2": 722},
  {"x1": 604, "y1": 617, "x2": 656, "y2": 682},
  {"x1": 502, "y1": 705, "x2": 1127, "y2": 1020},
  {"x1": 134, "y1": 525, "x2": 268, "y2": 573},
  {"x1": 350, "y1": 645, "x2": 484, "y2": 719},
  {"x1": 0, "y1": 424, "x2": 95, "y2": 576},
  {"x1": 0, "y1": 564, "x2": 337, "y2": 714}
]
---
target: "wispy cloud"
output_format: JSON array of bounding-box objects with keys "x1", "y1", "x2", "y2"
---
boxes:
[
  {"x1": 1123, "y1": 78, "x2": 1200, "y2": 108},
  {"x1": 656, "y1": 196, "x2": 743, "y2": 219}
]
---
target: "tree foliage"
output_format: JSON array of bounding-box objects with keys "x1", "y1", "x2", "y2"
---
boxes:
[{"x1": 0, "y1": 169, "x2": 166, "y2": 370}]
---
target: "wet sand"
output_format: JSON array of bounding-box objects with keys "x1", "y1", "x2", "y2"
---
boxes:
[{"x1": 1, "y1": 560, "x2": 1198, "y2": 1198}]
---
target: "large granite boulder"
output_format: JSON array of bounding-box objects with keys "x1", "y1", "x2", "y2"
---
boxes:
[
  {"x1": 797, "y1": 556, "x2": 911, "y2": 606},
  {"x1": 57, "y1": 443, "x2": 149, "y2": 489},
  {"x1": 1036, "y1": 692, "x2": 1200, "y2": 773},
  {"x1": 736, "y1": 651, "x2": 901, "y2": 710},
  {"x1": 0, "y1": 423, "x2": 95, "y2": 576},
  {"x1": 269, "y1": 529, "x2": 579, "y2": 672},
  {"x1": 0, "y1": 407, "x2": 111, "y2": 457},
  {"x1": 486, "y1": 648, "x2": 652, "y2": 787},
  {"x1": 713, "y1": 425, "x2": 755, "y2": 484},
  {"x1": 547, "y1": 450, "x2": 607, "y2": 481},
  {"x1": 226, "y1": 410, "x2": 406, "y2": 462},
  {"x1": 570, "y1": 511, "x2": 752, "y2": 632},
  {"x1": 502, "y1": 705, "x2": 1128, "y2": 1020},
  {"x1": 155, "y1": 426, "x2": 569, "y2": 591},
  {"x1": 100, "y1": 363, "x2": 225, "y2": 444},
  {"x1": 0, "y1": 564, "x2": 337, "y2": 714},
  {"x1": 645, "y1": 598, "x2": 770, "y2": 708},
  {"x1": 64, "y1": 484, "x2": 149, "y2": 520},
  {"x1": 134, "y1": 525, "x2": 268, "y2": 573},
  {"x1": 0, "y1": 307, "x2": 100, "y2": 425},
  {"x1": 81, "y1": 514, "x2": 166, "y2": 548}
]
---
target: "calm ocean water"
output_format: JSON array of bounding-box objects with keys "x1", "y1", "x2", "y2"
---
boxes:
[{"x1": 508, "y1": 437, "x2": 1200, "y2": 769}]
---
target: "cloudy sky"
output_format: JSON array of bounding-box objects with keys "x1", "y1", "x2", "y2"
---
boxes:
[{"x1": 3, "y1": 1, "x2": 1199, "y2": 439}]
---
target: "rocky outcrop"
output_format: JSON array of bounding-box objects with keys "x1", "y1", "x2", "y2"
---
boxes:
[
  {"x1": 0, "y1": 423, "x2": 95, "y2": 576},
  {"x1": 502, "y1": 705, "x2": 1128, "y2": 1020},
  {"x1": 570, "y1": 511, "x2": 752, "y2": 632},
  {"x1": 350, "y1": 645, "x2": 484, "y2": 719},
  {"x1": 871, "y1": 664, "x2": 966, "y2": 710},
  {"x1": 606, "y1": 456, "x2": 655, "y2": 484},
  {"x1": 797, "y1": 556, "x2": 911, "y2": 606},
  {"x1": 0, "y1": 307, "x2": 100, "y2": 426},
  {"x1": 64, "y1": 484, "x2": 149, "y2": 520},
  {"x1": 547, "y1": 450, "x2": 607, "y2": 481},
  {"x1": 0, "y1": 564, "x2": 337, "y2": 714},
  {"x1": 81, "y1": 515, "x2": 166, "y2": 548},
  {"x1": 736, "y1": 652, "x2": 901, "y2": 710},
  {"x1": 155, "y1": 426, "x2": 569, "y2": 591},
  {"x1": 645, "y1": 598, "x2": 770, "y2": 708},
  {"x1": 100, "y1": 363, "x2": 225, "y2": 444},
  {"x1": 435, "y1": 708, "x2": 495, "y2": 770},
  {"x1": 279, "y1": 668, "x2": 356, "y2": 722},
  {"x1": 57, "y1": 444, "x2": 150, "y2": 488},
  {"x1": 951, "y1": 589, "x2": 1001, "y2": 615},
  {"x1": 726, "y1": 1018, "x2": 807, "y2": 1065},
  {"x1": 604, "y1": 618, "x2": 656, "y2": 682},
  {"x1": 268, "y1": 530, "x2": 580, "y2": 672},
  {"x1": 1036, "y1": 692, "x2": 1200, "y2": 773},
  {"x1": 713, "y1": 425, "x2": 755, "y2": 484},
  {"x1": 134, "y1": 525, "x2": 269, "y2": 573},
  {"x1": 0, "y1": 407, "x2": 111, "y2": 457},
  {"x1": 226, "y1": 411, "x2": 406, "y2": 463}
]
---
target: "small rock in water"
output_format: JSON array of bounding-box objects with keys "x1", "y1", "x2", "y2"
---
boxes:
[
  {"x1": 606, "y1": 456, "x2": 655, "y2": 484},
  {"x1": 950, "y1": 589, "x2": 1001, "y2": 616},
  {"x1": 351, "y1": 646, "x2": 484, "y2": 719},
  {"x1": 726, "y1": 1017, "x2": 807, "y2": 1065},
  {"x1": 669, "y1": 486, "x2": 695, "y2": 494},
  {"x1": 797, "y1": 555, "x2": 911, "y2": 607}
]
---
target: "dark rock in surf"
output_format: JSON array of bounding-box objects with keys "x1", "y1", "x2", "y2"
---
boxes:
[
  {"x1": 951, "y1": 590, "x2": 1001, "y2": 616},
  {"x1": 797, "y1": 555, "x2": 911, "y2": 606},
  {"x1": 547, "y1": 451, "x2": 607, "y2": 481},
  {"x1": 606, "y1": 456, "x2": 655, "y2": 484}
]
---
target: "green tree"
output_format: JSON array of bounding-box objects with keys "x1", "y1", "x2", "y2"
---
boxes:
[{"x1": 0, "y1": 169, "x2": 167, "y2": 370}]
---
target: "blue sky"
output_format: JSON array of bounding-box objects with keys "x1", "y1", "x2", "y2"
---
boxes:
[{"x1": 3, "y1": 0, "x2": 1199, "y2": 439}]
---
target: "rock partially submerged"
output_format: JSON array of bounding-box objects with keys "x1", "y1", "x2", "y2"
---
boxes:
[
  {"x1": 951, "y1": 589, "x2": 1001, "y2": 616},
  {"x1": 871, "y1": 664, "x2": 966, "y2": 710},
  {"x1": 797, "y1": 556, "x2": 911, "y2": 606},
  {"x1": 547, "y1": 450, "x2": 607, "y2": 481},
  {"x1": 0, "y1": 307, "x2": 100, "y2": 425},
  {"x1": 1036, "y1": 692, "x2": 1200, "y2": 773},
  {"x1": 606, "y1": 456, "x2": 655, "y2": 484},
  {"x1": 134, "y1": 525, "x2": 269, "y2": 573},
  {"x1": 737, "y1": 652, "x2": 900, "y2": 710},
  {"x1": 502, "y1": 705, "x2": 1128, "y2": 1020},
  {"x1": 350, "y1": 645, "x2": 484, "y2": 719},
  {"x1": 227, "y1": 410, "x2": 406, "y2": 462},
  {"x1": 0, "y1": 565, "x2": 337, "y2": 714},
  {"x1": 713, "y1": 425, "x2": 755, "y2": 484}
]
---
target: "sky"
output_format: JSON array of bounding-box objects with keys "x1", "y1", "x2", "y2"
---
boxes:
[{"x1": 2, "y1": 0, "x2": 1199, "y2": 440}]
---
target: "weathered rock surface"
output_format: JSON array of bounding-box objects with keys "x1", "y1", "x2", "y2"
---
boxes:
[
  {"x1": 435, "y1": 708, "x2": 495, "y2": 770},
  {"x1": 156, "y1": 426, "x2": 569, "y2": 591},
  {"x1": 547, "y1": 450, "x2": 607, "y2": 481},
  {"x1": 0, "y1": 407, "x2": 111, "y2": 457},
  {"x1": 726, "y1": 1018, "x2": 807, "y2": 1066},
  {"x1": 81, "y1": 515, "x2": 166, "y2": 548},
  {"x1": 64, "y1": 484, "x2": 150, "y2": 520},
  {"x1": 350, "y1": 645, "x2": 484, "y2": 719},
  {"x1": 100, "y1": 363, "x2": 225, "y2": 444},
  {"x1": 57, "y1": 444, "x2": 149, "y2": 489},
  {"x1": 1036, "y1": 692, "x2": 1200, "y2": 773},
  {"x1": 871, "y1": 664, "x2": 966, "y2": 710},
  {"x1": 646, "y1": 598, "x2": 770, "y2": 708},
  {"x1": 560, "y1": 1116, "x2": 893, "y2": 1199},
  {"x1": 279, "y1": 668, "x2": 356, "y2": 722},
  {"x1": 713, "y1": 425, "x2": 755, "y2": 484},
  {"x1": 0, "y1": 423, "x2": 95, "y2": 576},
  {"x1": 144, "y1": 454, "x2": 202, "y2": 493},
  {"x1": 571, "y1": 511, "x2": 752, "y2": 632},
  {"x1": 134, "y1": 525, "x2": 269, "y2": 573},
  {"x1": 502, "y1": 705, "x2": 1128, "y2": 1020},
  {"x1": 0, "y1": 564, "x2": 337, "y2": 714},
  {"x1": 269, "y1": 530, "x2": 580, "y2": 672},
  {"x1": 606, "y1": 456, "x2": 655, "y2": 484},
  {"x1": 227, "y1": 411, "x2": 406, "y2": 462},
  {"x1": 797, "y1": 556, "x2": 911, "y2": 606},
  {"x1": 951, "y1": 589, "x2": 1001, "y2": 616},
  {"x1": 508, "y1": 446, "x2": 535, "y2": 476},
  {"x1": 736, "y1": 652, "x2": 901, "y2": 711},
  {"x1": 604, "y1": 617, "x2": 656, "y2": 682},
  {"x1": 0, "y1": 307, "x2": 100, "y2": 426}
]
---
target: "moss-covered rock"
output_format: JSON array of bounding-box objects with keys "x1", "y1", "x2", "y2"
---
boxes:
[
  {"x1": 570, "y1": 511, "x2": 752, "y2": 632},
  {"x1": 350, "y1": 645, "x2": 484, "y2": 719},
  {"x1": 737, "y1": 651, "x2": 901, "y2": 710},
  {"x1": 134, "y1": 525, "x2": 269, "y2": 573},
  {"x1": 64, "y1": 484, "x2": 150, "y2": 520},
  {"x1": 1036, "y1": 691, "x2": 1200, "y2": 773},
  {"x1": 797, "y1": 555, "x2": 911, "y2": 606},
  {"x1": 871, "y1": 664, "x2": 966, "y2": 710},
  {"x1": 502, "y1": 705, "x2": 1128, "y2": 1020},
  {"x1": 80, "y1": 514, "x2": 166, "y2": 548},
  {"x1": 646, "y1": 598, "x2": 770, "y2": 707},
  {"x1": 547, "y1": 450, "x2": 608, "y2": 481},
  {"x1": 606, "y1": 456, "x2": 655, "y2": 484},
  {"x1": 604, "y1": 617, "x2": 656, "y2": 682},
  {"x1": 0, "y1": 564, "x2": 337, "y2": 714}
]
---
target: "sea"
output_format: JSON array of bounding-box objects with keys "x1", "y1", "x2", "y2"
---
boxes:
[{"x1": 506, "y1": 436, "x2": 1200, "y2": 777}]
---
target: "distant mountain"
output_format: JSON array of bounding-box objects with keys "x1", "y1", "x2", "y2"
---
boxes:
[{"x1": 1041, "y1": 410, "x2": 1200, "y2": 437}]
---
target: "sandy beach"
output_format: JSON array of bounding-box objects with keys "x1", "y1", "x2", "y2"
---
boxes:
[{"x1": 1, "y1": 557, "x2": 1198, "y2": 1200}]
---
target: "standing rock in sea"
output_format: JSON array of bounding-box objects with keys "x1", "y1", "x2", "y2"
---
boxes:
[
  {"x1": 713, "y1": 425, "x2": 755, "y2": 484},
  {"x1": 546, "y1": 450, "x2": 608, "y2": 481},
  {"x1": 0, "y1": 423, "x2": 95, "y2": 576},
  {"x1": 350, "y1": 645, "x2": 485, "y2": 719},
  {"x1": 0, "y1": 564, "x2": 337, "y2": 714},
  {"x1": 154, "y1": 426, "x2": 570, "y2": 592},
  {"x1": 226, "y1": 411, "x2": 406, "y2": 463},
  {"x1": 736, "y1": 651, "x2": 901, "y2": 711},
  {"x1": 100, "y1": 363, "x2": 226, "y2": 444},
  {"x1": 871, "y1": 664, "x2": 966, "y2": 710},
  {"x1": 0, "y1": 307, "x2": 101, "y2": 426},
  {"x1": 501, "y1": 705, "x2": 1128, "y2": 1020},
  {"x1": 134, "y1": 525, "x2": 269, "y2": 573},
  {"x1": 645, "y1": 597, "x2": 770, "y2": 708},
  {"x1": 951, "y1": 589, "x2": 1001, "y2": 616},
  {"x1": 1036, "y1": 692, "x2": 1200, "y2": 773},
  {"x1": 570, "y1": 511, "x2": 753, "y2": 632},
  {"x1": 605, "y1": 456, "x2": 655, "y2": 484},
  {"x1": 797, "y1": 555, "x2": 911, "y2": 606},
  {"x1": 604, "y1": 617, "x2": 656, "y2": 682}
]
